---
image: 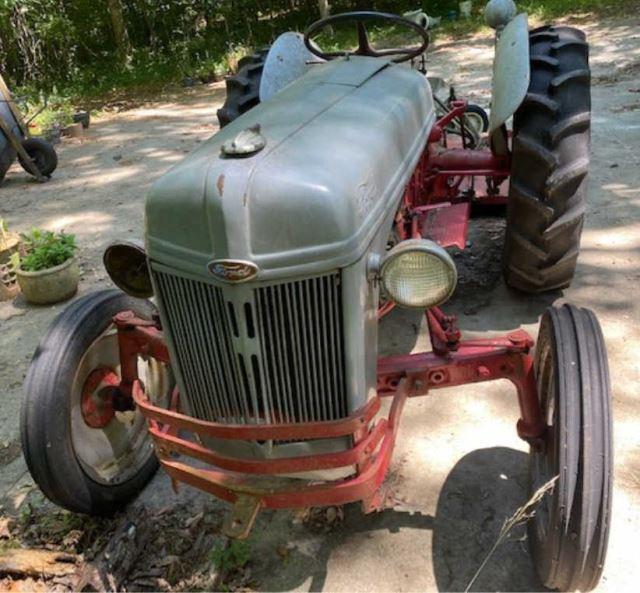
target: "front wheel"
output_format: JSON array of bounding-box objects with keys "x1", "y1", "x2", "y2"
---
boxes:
[
  {"x1": 21, "y1": 289, "x2": 173, "y2": 515},
  {"x1": 529, "y1": 304, "x2": 612, "y2": 591}
]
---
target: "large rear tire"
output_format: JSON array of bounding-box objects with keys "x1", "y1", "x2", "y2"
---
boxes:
[
  {"x1": 21, "y1": 290, "x2": 173, "y2": 515},
  {"x1": 529, "y1": 304, "x2": 612, "y2": 591},
  {"x1": 504, "y1": 26, "x2": 590, "y2": 292},
  {"x1": 217, "y1": 49, "x2": 268, "y2": 127}
]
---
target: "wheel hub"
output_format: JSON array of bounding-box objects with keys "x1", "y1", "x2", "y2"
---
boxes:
[{"x1": 81, "y1": 367, "x2": 119, "y2": 428}]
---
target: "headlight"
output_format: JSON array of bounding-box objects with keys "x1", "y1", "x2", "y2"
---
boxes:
[
  {"x1": 103, "y1": 241, "x2": 153, "y2": 298},
  {"x1": 380, "y1": 239, "x2": 457, "y2": 308}
]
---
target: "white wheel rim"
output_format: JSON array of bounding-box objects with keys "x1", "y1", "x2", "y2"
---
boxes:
[
  {"x1": 70, "y1": 325, "x2": 172, "y2": 485},
  {"x1": 463, "y1": 111, "x2": 485, "y2": 135}
]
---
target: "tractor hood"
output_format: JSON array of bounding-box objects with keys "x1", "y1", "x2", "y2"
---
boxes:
[{"x1": 146, "y1": 56, "x2": 434, "y2": 280}]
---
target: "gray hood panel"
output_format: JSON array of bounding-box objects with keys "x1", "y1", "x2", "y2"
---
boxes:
[{"x1": 146, "y1": 56, "x2": 434, "y2": 280}]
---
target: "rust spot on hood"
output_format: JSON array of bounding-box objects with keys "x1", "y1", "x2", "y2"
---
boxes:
[{"x1": 216, "y1": 173, "x2": 225, "y2": 197}]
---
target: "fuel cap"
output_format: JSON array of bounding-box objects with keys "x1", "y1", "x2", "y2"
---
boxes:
[{"x1": 221, "y1": 124, "x2": 266, "y2": 157}]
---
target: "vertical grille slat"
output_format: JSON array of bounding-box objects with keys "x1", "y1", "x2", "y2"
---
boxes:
[
  {"x1": 215, "y1": 290, "x2": 252, "y2": 420},
  {"x1": 275, "y1": 286, "x2": 296, "y2": 423},
  {"x1": 160, "y1": 275, "x2": 209, "y2": 419},
  {"x1": 154, "y1": 269, "x2": 346, "y2": 425},
  {"x1": 327, "y1": 276, "x2": 339, "y2": 419},
  {"x1": 196, "y1": 283, "x2": 236, "y2": 420},
  {"x1": 285, "y1": 282, "x2": 308, "y2": 422}
]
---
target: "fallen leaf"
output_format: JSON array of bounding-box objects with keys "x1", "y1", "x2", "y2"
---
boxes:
[{"x1": 185, "y1": 512, "x2": 204, "y2": 529}]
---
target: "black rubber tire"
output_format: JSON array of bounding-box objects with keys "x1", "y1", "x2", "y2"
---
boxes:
[
  {"x1": 216, "y1": 48, "x2": 268, "y2": 127},
  {"x1": 18, "y1": 137, "x2": 58, "y2": 177},
  {"x1": 529, "y1": 304, "x2": 612, "y2": 591},
  {"x1": 503, "y1": 25, "x2": 590, "y2": 293},
  {"x1": 466, "y1": 103, "x2": 489, "y2": 132},
  {"x1": 21, "y1": 289, "x2": 160, "y2": 515}
]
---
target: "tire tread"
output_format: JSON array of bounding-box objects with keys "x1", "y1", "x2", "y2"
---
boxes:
[{"x1": 504, "y1": 25, "x2": 591, "y2": 293}]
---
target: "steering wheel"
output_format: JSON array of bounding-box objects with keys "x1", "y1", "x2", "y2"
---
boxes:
[{"x1": 304, "y1": 11, "x2": 429, "y2": 64}]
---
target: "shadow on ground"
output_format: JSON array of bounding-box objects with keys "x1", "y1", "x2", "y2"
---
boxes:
[{"x1": 253, "y1": 447, "x2": 542, "y2": 593}]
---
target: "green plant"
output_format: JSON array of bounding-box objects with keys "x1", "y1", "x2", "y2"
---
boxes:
[
  {"x1": 19, "y1": 228, "x2": 77, "y2": 272},
  {"x1": 210, "y1": 539, "x2": 251, "y2": 574}
]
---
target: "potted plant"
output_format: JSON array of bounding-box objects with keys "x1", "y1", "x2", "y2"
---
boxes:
[{"x1": 16, "y1": 229, "x2": 79, "y2": 305}]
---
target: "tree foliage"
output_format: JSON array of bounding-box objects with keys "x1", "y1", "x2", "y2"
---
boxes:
[{"x1": 0, "y1": 0, "x2": 457, "y2": 95}]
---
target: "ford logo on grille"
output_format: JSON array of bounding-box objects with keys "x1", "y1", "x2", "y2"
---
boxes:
[{"x1": 207, "y1": 259, "x2": 259, "y2": 283}]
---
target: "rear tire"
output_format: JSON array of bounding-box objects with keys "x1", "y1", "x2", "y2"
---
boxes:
[
  {"x1": 217, "y1": 49, "x2": 268, "y2": 127},
  {"x1": 19, "y1": 137, "x2": 58, "y2": 177},
  {"x1": 504, "y1": 25, "x2": 590, "y2": 292},
  {"x1": 21, "y1": 289, "x2": 173, "y2": 515},
  {"x1": 529, "y1": 304, "x2": 612, "y2": 591}
]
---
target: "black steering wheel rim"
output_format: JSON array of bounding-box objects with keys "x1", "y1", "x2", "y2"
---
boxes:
[{"x1": 304, "y1": 11, "x2": 429, "y2": 64}]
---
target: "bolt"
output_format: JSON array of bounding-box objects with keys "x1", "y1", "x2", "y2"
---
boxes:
[
  {"x1": 115, "y1": 310, "x2": 135, "y2": 321},
  {"x1": 477, "y1": 365, "x2": 491, "y2": 379},
  {"x1": 429, "y1": 370, "x2": 446, "y2": 384}
]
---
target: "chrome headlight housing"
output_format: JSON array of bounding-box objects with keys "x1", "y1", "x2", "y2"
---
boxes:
[
  {"x1": 380, "y1": 239, "x2": 457, "y2": 308},
  {"x1": 103, "y1": 241, "x2": 153, "y2": 298}
]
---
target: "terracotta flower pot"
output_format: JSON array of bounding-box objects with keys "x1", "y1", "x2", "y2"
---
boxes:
[{"x1": 17, "y1": 257, "x2": 79, "y2": 305}]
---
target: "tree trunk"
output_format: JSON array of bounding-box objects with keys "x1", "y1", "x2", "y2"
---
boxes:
[
  {"x1": 106, "y1": 0, "x2": 131, "y2": 64},
  {"x1": 317, "y1": 0, "x2": 330, "y2": 19}
]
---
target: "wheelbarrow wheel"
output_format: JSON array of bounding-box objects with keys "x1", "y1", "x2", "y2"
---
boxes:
[
  {"x1": 465, "y1": 103, "x2": 489, "y2": 133},
  {"x1": 21, "y1": 290, "x2": 173, "y2": 515},
  {"x1": 529, "y1": 304, "x2": 612, "y2": 591},
  {"x1": 18, "y1": 137, "x2": 58, "y2": 177}
]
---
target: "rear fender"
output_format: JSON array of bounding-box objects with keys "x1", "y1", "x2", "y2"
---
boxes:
[
  {"x1": 489, "y1": 13, "x2": 530, "y2": 151},
  {"x1": 259, "y1": 32, "x2": 322, "y2": 102}
]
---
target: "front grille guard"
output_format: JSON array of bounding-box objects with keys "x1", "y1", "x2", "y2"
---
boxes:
[
  {"x1": 133, "y1": 379, "x2": 407, "y2": 537},
  {"x1": 114, "y1": 309, "x2": 546, "y2": 539}
]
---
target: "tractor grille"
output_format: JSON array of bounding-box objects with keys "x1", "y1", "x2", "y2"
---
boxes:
[{"x1": 153, "y1": 270, "x2": 347, "y2": 424}]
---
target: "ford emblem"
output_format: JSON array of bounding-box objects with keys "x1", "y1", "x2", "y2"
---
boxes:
[{"x1": 207, "y1": 259, "x2": 259, "y2": 283}]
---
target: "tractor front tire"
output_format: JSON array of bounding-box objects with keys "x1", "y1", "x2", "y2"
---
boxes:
[
  {"x1": 504, "y1": 26, "x2": 590, "y2": 293},
  {"x1": 529, "y1": 304, "x2": 612, "y2": 591},
  {"x1": 21, "y1": 290, "x2": 172, "y2": 515},
  {"x1": 217, "y1": 49, "x2": 268, "y2": 128}
]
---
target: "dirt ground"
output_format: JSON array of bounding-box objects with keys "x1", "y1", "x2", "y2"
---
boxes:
[{"x1": 1, "y1": 12, "x2": 640, "y2": 592}]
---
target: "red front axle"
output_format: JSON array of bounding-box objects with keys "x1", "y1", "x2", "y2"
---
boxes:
[{"x1": 110, "y1": 307, "x2": 545, "y2": 538}]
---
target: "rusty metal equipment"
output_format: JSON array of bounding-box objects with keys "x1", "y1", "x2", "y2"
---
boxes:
[{"x1": 0, "y1": 72, "x2": 57, "y2": 183}]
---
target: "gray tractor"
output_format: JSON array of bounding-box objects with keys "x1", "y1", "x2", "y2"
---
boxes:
[{"x1": 22, "y1": 4, "x2": 610, "y2": 591}]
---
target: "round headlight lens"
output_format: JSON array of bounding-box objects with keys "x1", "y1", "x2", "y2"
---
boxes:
[
  {"x1": 103, "y1": 241, "x2": 153, "y2": 298},
  {"x1": 380, "y1": 239, "x2": 457, "y2": 308}
]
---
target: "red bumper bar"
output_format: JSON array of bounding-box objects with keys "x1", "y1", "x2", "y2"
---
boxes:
[{"x1": 132, "y1": 377, "x2": 408, "y2": 522}]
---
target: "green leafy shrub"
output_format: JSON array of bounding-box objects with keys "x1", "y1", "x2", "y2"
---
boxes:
[
  {"x1": 210, "y1": 539, "x2": 251, "y2": 574},
  {"x1": 19, "y1": 229, "x2": 77, "y2": 272}
]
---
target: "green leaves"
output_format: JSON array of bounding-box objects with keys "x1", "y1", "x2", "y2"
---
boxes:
[
  {"x1": 210, "y1": 539, "x2": 251, "y2": 574},
  {"x1": 19, "y1": 228, "x2": 77, "y2": 272}
]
